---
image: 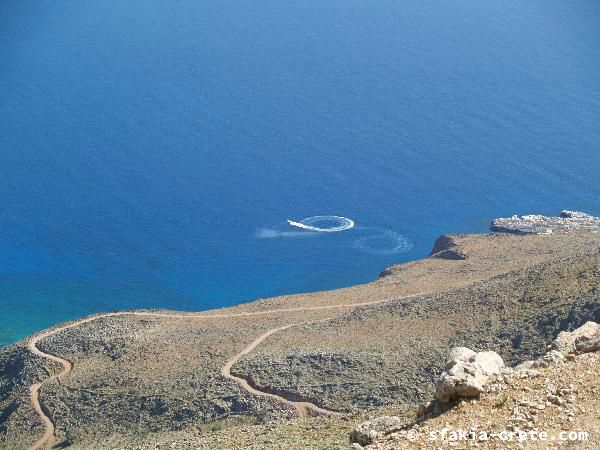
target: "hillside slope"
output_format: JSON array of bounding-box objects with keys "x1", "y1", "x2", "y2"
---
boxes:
[{"x1": 0, "y1": 218, "x2": 598, "y2": 449}]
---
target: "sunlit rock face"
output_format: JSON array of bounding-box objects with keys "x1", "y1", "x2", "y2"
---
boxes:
[{"x1": 492, "y1": 210, "x2": 600, "y2": 235}]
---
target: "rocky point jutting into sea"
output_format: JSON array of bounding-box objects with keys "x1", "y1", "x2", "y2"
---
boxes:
[
  {"x1": 491, "y1": 210, "x2": 600, "y2": 235},
  {"x1": 1, "y1": 210, "x2": 599, "y2": 449}
]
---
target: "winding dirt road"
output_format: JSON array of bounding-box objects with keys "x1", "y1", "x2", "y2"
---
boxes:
[
  {"x1": 26, "y1": 294, "x2": 421, "y2": 449},
  {"x1": 221, "y1": 320, "x2": 341, "y2": 418}
]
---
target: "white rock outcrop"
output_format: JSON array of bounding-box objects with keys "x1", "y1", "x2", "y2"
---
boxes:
[
  {"x1": 531, "y1": 349, "x2": 565, "y2": 368},
  {"x1": 491, "y1": 210, "x2": 600, "y2": 234},
  {"x1": 435, "y1": 348, "x2": 504, "y2": 403},
  {"x1": 576, "y1": 334, "x2": 600, "y2": 353},
  {"x1": 549, "y1": 321, "x2": 600, "y2": 356}
]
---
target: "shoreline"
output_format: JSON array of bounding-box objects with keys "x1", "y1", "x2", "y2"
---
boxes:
[
  {"x1": 2, "y1": 210, "x2": 600, "y2": 448},
  {"x1": 7, "y1": 210, "x2": 600, "y2": 350}
]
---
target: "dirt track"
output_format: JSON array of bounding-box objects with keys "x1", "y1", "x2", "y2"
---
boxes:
[
  {"x1": 221, "y1": 320, "x2": 342, "y2": 417},
  {"x1": 26, "y1": 294, "x2": 422, "y2": 449}
]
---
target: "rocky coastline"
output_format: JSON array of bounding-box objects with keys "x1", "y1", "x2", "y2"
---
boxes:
[
  {"x1": 0, "y1": 210, "x2": 599, "y2": 449},
  {"x1": 491, "y1": 210, "x2": 600, "y2": 235}
]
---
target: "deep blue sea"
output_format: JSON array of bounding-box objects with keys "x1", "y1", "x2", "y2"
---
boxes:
[{"x1": 1, "y1": 0, "x2": 599, "y2": 347}]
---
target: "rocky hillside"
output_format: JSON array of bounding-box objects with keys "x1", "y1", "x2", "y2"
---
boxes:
[
  {"x1": 0, "y1": 211, "x2": 598, "y2": 449},
  {"x1": 350, "y1": 321, "x2": 600, "y2": 449},
  {"x1": 233, "y1": 251, "x2": 600, "y2": 413}
]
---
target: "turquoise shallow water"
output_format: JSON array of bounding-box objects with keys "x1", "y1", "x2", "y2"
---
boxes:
[{"x1": 1, "y1": 0, "x2": 599, "y2": 346}]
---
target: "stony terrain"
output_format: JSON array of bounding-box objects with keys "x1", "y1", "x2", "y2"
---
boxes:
[
  {"x1": 349, "y1": 321, "x2": 600, "y2": 449},
  {"x1": 234, "y1": 251, "x2": 600, "y2": 413},
  {"x1": 0, "y1": 211, "x2": 598, "y2": 449}
]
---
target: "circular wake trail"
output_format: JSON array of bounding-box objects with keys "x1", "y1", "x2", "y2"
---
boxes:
[
  {"x1": 287, "y1": 215, "x2": 354, "y2": 233},
  {"x1": 352, "y1": 227, "x2": 413, "y2": 255}
]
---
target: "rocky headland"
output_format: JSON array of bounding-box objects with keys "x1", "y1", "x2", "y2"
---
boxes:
[
  {"x1": 0, "y1": 210, "x2": 598, "y2": 449},
  {"x1": 491, "y1": 210, "x2": 600, "y2": 235}
]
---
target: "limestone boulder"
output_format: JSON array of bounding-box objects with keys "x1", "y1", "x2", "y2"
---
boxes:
[
  {"x1": 435, "y1": 347, "x2": 504, "y2": 403},
  {"x1": 549, "y1": 322, "x2": 600, "y2": 355},
  {"x1": 532, "y1": 349, "x2": 564, "y2": 368},
  {"x1": 575, "y1": 331, "x2": 600, "y2": 353}
]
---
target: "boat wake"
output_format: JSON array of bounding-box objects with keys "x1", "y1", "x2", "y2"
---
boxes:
[
  {"x1": 256, "y1": 228, "x2": 318, "y2": 239},
  {"x1": 258, "y1": 215, "x2": 412, "y2": 255},
  {"x1": 351, "y1": 227, "x2": 413, "y2": 255},
  {"x1": 287, "y1": 216, "x2": 355, "y2": 233}
]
